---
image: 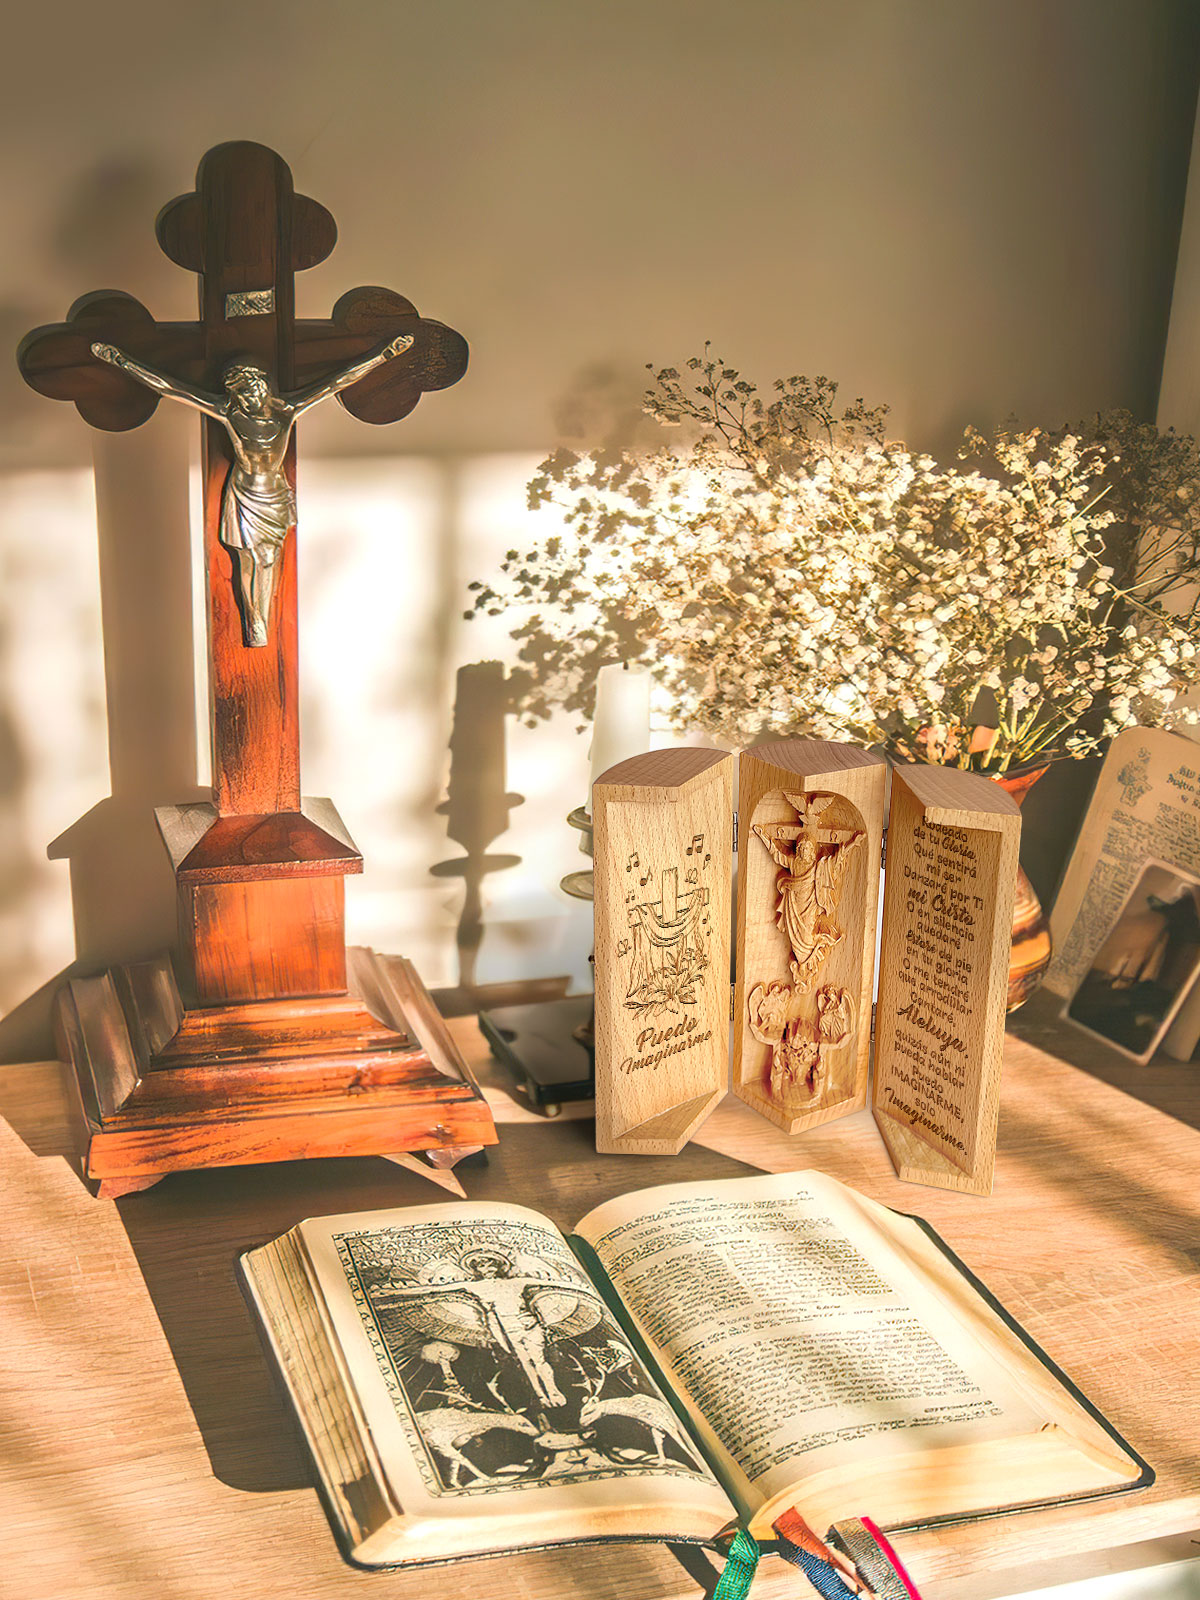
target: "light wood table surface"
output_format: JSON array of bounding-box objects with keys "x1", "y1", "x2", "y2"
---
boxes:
[{"x1": 0, "y1": 1007, "x2": 1197, "y2": 1600}]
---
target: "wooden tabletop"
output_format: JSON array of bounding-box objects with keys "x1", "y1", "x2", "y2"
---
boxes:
[{"x1": 0, "y1": 1004, "x2": 1197, "y2": 1600}]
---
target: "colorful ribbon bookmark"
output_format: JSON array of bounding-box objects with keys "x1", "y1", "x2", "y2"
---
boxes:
[
  {"x1": 828, "y1": 1518, "x2": 924, "y2": 1600},
  {"x1": 712, "y1": 1527, "x2": 761, "y2": 1599},
  {"x1": 707, "y1": 1510, "x2": 924, "y2": 1600},
  {"x1": 774, "y1": 1510, "x2": 864, "y2": 1598}
]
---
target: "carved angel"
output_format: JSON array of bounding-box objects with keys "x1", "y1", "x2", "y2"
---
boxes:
[
  {"x1": 747, "y1": 981, "x2": 855, "y2": 1102},
  {"x1": 747, "y1": 981, "x2": 791, "y2": 1049},
  {"x1": 817, "y1": 985, "x2": 854, "y2": 1048}
]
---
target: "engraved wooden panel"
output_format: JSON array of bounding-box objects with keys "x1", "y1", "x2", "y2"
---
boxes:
[
  {"x1": 593, "y1": 748, "x2": 733, "y2": 1155},
  {"x1": 872, "y1": 764, "x2": 1021, "y2": 1196},
  {"x1": 732, "y1": 740, "x2": 886, "y2": 1135}
]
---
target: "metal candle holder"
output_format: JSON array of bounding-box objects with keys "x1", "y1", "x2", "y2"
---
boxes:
[
  {"x1": 562, "y1": 805, "x2": 595, "y2": 1050},
  {"x1": 477, "y1": 803, "x2": 597, "y2": 1114}
]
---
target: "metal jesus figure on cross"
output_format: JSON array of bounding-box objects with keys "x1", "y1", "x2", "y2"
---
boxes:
[{"x1": 90, "y1": 331, "x2": 414, "y2": 646}]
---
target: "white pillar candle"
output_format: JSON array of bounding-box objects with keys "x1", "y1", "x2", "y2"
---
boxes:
[{"x1": 589, "y1": 662, "x2": 651, "y2": 804}]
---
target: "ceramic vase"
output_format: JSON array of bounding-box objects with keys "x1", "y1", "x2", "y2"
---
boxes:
[{"x1": 992, "y1": 764, "x2": 1053, "y2": 1012}]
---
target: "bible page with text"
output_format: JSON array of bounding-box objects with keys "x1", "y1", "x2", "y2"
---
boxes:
[{"x1": 574, "y1": 1172, "x2": 1103, "y2": 1531}]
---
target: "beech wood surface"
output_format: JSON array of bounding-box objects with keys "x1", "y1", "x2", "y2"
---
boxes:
[
  {"x1": 592, "y1": 749, "x2": 732, "y2": 1155},
  {"x1": 0, "y1": 1017, "x2": 1197, "y2": 1599},
  {"x1": 873, "y1": 766, "x2": 1021, "y2": 1197},
  {"x1": 732, "y1": 740, "x2": 886, "y2": 1134}
]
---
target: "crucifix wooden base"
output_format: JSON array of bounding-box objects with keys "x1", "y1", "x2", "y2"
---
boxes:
[{"x1": 21, "y1": 142, "x2": 496, "y2": 1195}]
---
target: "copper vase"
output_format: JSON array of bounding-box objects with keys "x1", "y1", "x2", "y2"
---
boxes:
[{"x1": 992, "y1": 765, "x2": 1053, "y2": 1011}]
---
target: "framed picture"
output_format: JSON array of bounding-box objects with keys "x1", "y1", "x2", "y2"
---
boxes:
[{"x1": 1064, "y1": 858, "x2": 1200, "y2": 1063}]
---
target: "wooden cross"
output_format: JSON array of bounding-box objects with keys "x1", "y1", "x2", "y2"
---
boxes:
[{"x1": 19, "y1": 139, "x2": 467, "y2": 820}]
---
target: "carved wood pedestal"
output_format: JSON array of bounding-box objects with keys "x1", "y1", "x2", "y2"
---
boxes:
[
  {"x1": 55, "y1": 794, "x2": 496, "y2": 1198},
  {"x1": 56, "y1": 948, "x2": 495, "y2": 1199}
]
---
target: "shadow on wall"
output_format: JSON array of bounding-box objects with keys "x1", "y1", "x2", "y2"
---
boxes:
[
  {"x1": 0, "y1": 159, "x2": 202, "y2": 1062},
  {"x1": 429, "y1": 660, "x2": 523, "y2": 1002},
  {"x1": 0, "y1": 414, "x2": 202, "y2": 1064}
]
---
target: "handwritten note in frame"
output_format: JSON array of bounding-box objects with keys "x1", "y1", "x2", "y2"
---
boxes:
[{"x1": 872, "y1": 765, "x2": 1021, "y2": 1197}]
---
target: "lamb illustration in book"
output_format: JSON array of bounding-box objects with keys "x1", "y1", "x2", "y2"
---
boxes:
[{"x1": 337, "y1": 1219, "x2": 705, "y2": 1493}]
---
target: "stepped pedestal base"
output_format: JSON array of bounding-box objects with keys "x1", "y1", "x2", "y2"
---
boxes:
[{"x1": 55, "y1": 945, "x2": 497, "y2": 1197}]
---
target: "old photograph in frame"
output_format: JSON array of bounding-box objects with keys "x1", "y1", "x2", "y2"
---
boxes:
[{"x1": 1064, "y1": 858, "x2": 1200, "y2": 1063}]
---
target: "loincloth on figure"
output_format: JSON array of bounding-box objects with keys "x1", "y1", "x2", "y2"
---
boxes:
[{"x1": 220, "y1": 471, "x2": 296, "y2": 563}]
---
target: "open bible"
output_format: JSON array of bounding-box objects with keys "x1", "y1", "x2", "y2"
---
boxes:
[{"x1": 240, "y1": 1171, "x2": 1150, "y2": 1568}]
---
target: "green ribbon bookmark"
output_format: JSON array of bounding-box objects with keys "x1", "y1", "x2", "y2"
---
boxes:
[{"x1": 713, "y1": 1528, "x2": 761, "y2": 1599}]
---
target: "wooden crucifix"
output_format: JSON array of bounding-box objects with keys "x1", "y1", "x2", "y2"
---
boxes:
[{"x1": 19, "y1": 142, "x2": 496, "y2": 1197}]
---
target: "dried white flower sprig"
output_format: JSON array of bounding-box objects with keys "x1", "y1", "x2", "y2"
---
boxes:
[{"x1": 467, "y1": 354, "x2": 1200, "y2": 772}]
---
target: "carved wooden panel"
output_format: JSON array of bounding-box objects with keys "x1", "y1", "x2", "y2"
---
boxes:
[
  {"x1": 872, "y1": 764, "x2": 1021, "y2": 1196},
  {"x1": 732, "y1": 740, "x2": 886, "y2": 1134}
]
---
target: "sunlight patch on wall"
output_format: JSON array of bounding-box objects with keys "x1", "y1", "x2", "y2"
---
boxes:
[
  {"x1": 0, "y1": 471, "x2": 107, "y2": 1014},
  {"x1": 1, "y1": 450, "x2": 597, "y2": 1025},
  {"x1": 291, "y1": 452, "x2": 593, "y2": 990}
]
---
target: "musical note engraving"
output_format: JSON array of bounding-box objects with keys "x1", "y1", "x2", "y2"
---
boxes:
[{"x1": 616, "y1": 843, "x2": 713, "y2": 1017}]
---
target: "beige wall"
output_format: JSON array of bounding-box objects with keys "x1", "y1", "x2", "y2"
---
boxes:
[{"x1": 1, "y1": 0, "x2": 1197, "y2": 1054}]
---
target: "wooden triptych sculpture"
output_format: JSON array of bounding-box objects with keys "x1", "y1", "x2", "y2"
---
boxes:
[
  {"x1": 19, "y1": 142, "x2": 497, "y2": 1196},
  {"x1": 593, "y1": 743, "x2": 1019, "y2": 1192},
  {"x1": 872, "y1": 765, "x2": 1021, "y2": 1196},
  {"x1": 732, "y1": 740, "x2": 886, "y2": 1133},
  {"x1": 592, "y1": 749, "x2": 732, "y2": 1154}
]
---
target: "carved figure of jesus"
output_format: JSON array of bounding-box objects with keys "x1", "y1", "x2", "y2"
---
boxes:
[
  {"x1": 90, "y1": 333, "x2": 414, "y2": 646},
  {"x1": 753, "y1": 794, "x2": 863, "y2": 990}
]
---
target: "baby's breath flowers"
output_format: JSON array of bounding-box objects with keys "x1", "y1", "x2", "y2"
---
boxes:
[{"x1": 466, "y1": 354, "x2": 1200, "y2": 773}]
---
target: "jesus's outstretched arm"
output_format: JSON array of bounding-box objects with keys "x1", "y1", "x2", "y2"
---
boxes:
[
  {"x1": 752, "y1": 825, "x2": 796, "y2": 873},
  {"x1": 288, "y1": 332, "x2": 414, "y2": 414},
  {"x1": 90, "y1": 343, "x2": 227, "y2": 420}
]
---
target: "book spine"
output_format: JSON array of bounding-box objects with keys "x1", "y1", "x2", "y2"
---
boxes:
[{"x1": 566, "y1": 1233, "x2": 744, "y2": 1515}]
